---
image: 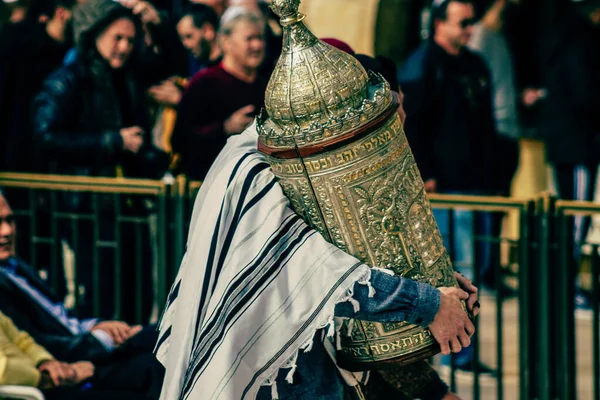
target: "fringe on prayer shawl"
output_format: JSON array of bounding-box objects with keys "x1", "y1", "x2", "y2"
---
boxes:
[{"x1": 261, "y1": 268, "x2": 376, "y2": 399}]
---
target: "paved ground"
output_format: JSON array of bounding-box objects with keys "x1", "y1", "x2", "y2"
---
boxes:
[{"x1": 433, "y1": 293, "x2": 595, "y2": 400}]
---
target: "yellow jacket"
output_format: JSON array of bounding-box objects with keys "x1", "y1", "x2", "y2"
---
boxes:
[{"x1": 0, "y1": 311, "x2": 54, "y2": 387}]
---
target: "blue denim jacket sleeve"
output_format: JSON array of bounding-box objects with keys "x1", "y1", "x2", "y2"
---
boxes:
[{"x1": 334, "y1": 269, "x2": 441, "y2": 327}]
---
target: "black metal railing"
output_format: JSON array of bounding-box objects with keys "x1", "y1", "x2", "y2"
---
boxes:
[
  {"x1": 1, "y1": 173, "x2": 598, "y2": 399},
  {"x1": 429, "y1": 194, "x2": 533, "y2": 400}
]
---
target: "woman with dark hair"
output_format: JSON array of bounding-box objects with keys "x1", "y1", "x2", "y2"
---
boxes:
[
  {"x1": 33, "y1": 0, "x2": 168, "y2": 179},
  {"x1": 32, "y1": 0, "x2": 168, "y2": 322}
]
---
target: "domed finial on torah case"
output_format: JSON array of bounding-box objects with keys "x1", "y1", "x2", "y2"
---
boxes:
[{"x1": 269, "y1": 0, "x2": 302, "y2": 24}]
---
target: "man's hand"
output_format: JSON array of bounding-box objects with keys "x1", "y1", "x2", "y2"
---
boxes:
[
  {"x1": 424, "y1": 179, "x2": 437, "y2": 193},
  {"x1": 70, "y1": 361, "x2": 95, "y2": 384},
  {"x1": 224, "y1": 105, "x2": 255, "y2": 136},
  {"x1": 428, "y1": 287, "x2": 475, "y2": 355},
  {"x1": 522, "y1": 88, "x2": 546, "y2": 107},
  {"x1": 121, "y1": 0, "x2": 161, "y2": 25},
  {"x1": 92, "y1": 321, "x2": 134, "y2": 346},
  {"x1": 38, "y1": 360, "x2": 75, "y2": 388},
  {"x1": 149, "y1": 80, "x2": 183, "y2": 106},
  {"x1": 128, "y1": 324, "x2": 143, "y2": 338},
  {"x1": 443, "y1": 392, "x2": 463, "y2": 400},
  {"x1": 454, "y1": 272, "x2": 480, "y2": 317},
  {"x1": 120, "y1": 126, "x2": 145, "y2": 154}
]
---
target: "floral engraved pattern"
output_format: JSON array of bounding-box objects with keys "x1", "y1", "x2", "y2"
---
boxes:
[{"x1": 352, "y1": 153, "x2": 449, "y2": 283}]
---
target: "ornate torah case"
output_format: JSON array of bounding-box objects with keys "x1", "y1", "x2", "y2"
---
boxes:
[{"x1": 257, "y1": 0, "x2": 457, "y2": 370}]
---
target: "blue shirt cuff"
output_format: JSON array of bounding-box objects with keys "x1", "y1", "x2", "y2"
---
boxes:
[
  {"x1": 90, "y1": 329, "x2": 116, "y2": 352},
  {"x1": 80, "y1": 318, "x2": 100, "y2": 332},
  {"x1": 334, "y1": 269, "x2": 440, "y2": 327},
  {"x1": 408, "y1": 281, "x2": 441, "y2": 327}
]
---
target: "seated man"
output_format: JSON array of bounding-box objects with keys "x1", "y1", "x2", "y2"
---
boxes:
[
  {"x1": 0, "y1": 190, "x2": 164, "y2": 399},
  {"x1": 0, "y1": 310, "x2": 157, "y2": 400}
]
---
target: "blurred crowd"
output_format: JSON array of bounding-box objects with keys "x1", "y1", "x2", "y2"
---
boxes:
[{"x1": 0, "y1": 0, "x2": 599, "y2": 397}]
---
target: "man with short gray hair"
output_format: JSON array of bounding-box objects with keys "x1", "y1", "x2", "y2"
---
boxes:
[{"x1": 171, "y1": 6, "x2": 268, "y2": 180}]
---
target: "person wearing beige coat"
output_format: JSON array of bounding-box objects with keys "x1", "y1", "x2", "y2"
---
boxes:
[{"x1": 0, "y1": 310, "x2": 94, "y2": 397}]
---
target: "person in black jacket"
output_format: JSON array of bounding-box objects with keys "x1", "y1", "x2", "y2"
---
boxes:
[
  {"x1": 539, "y1": 0, "x2": 600, "y2": 310},
  {"x1": 0, "y1": 190, "x2": 164, "y2": 399},
  {"x1": 32, "y1": 0, "x2": 168, "y2": 179},
  {"x1": 399, "y1": 0, "x2": 498, "y2": 375},
  {"x1": 31, "y1": 0, "x2": 169, "y2": 321},
  {"x1": 0, "y1": 0, "x2": 74, "y2": 173}
]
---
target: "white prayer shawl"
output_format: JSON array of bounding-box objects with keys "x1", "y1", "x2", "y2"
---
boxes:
[{"x1": 155, "y1": 123, "x2": 371, "y2": 400}]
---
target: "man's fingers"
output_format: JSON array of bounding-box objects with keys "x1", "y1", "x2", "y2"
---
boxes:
[
  {"x1": 239, "y1": 105, "x2": 255, "y2": 114},
  {"x1": 454, "y1": 289, "x2": 469, "y2": 300},
  {"x1": 58, "y1": 364, "x2": 71, "y2": 384},
  {"x1": 50, "y1": 365, "x2": 67, "y2": 386},
  {"x1": 47, "y1": 369, "x2": 60, "y2": 387},
  {"x1": 467, "y1": 294, "x2": 478, "y2": 312},
  {"x1": 116, "y1": 324, "x2": 130, "y2": 336},
  {"x1": 450, "y1": 338, "x2": 462, "y2": 353},
  {"x1": 455, "y1": 272, "x2": 478, "y2": 293},
  {"x1": 127, "y1": 325, "x2": 143, "y2": 338},
  {"x1": 439, "y1": 341, "x2": 451, "y2": 356},
  {"x1": 132, "y1": 2, "x2": 147, "y2": 15},
  {"x1": 465, "y1": 319, "x2": 476, "y2": 337},
  {"x1": 110, "y1": 327, "x2": 125, "y2": 344},
  {"x1": 117, "y1": 325, "x2": 132, "y2": 342},
  {"x1": 64, "y1": 365, "x2": 76, "y2": 384},
  {"x1": 458, "y1": 329, "x2": 471, "y2": 348}
]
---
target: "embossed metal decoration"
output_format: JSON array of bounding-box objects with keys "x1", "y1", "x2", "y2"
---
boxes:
[{"x1": 257, "y1": 0, "x2": 458, "y2": 370}]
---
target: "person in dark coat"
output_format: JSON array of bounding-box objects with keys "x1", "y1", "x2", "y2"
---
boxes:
[
  {"x1": 0, "y1": 190, "x2": 164, "y2": 400},
  {"x1": 32, "y1": 0, "x2": 168, "y2": 179},
  {"x1": 399, "y1": 0, "x2": 498, "y2": 375},
  {"x1": 31, "y1": 0, "x2": 168, "y2": 322},
  {"x1": 539, "y1": 0, "x2": 600, "y2": 310},
  {"x1": 0, "y1": 0, "x2": 75, "y2": 173}
]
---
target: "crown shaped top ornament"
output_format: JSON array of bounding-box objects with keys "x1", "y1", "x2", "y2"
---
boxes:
[
  {"x1": 258, "y1": 0, "x2": 394, "y2": 156},
  {"x1": 269, "y1": 0, "x2": 301, "y2": 22}
]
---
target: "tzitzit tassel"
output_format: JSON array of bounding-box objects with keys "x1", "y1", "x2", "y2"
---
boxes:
[
  {"x1": 347, "y1": 319, "x2": 355, "y2": 337},
  {"x1": 285, "y1": 364, "x2": 297, "y2": 384},
  {"x1": 271, "y1": 381, "x2": 279, "y2": 400},
  {"x1": 326, "y1": 319, "x2": 336, "y2": 338},
  {"x1": 347, "y1": 296, "x2": 361, "y2": 313},
  {"x1": 358, "y1": 279, "x2": 376, "y2": 298},
  {"x1": 300, "y1": 336, "x2": 314, "y2": 352},
  {"x1": 372, "y1": 266, "x2": 394, "y2": 276}
]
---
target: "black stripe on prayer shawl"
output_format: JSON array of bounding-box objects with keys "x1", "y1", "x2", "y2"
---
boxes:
[
  {"x1": 241, "y1": 261, "x2": 365, "y2": 399},
  {"x1": 191, "y1": 159, "x2": 270, "y2": 348},
  {"x1": 240, "y1": 178, "x2": 276, "y2": 218},
  {"x1": 155, "y1": 326, "x2": 172, "y2": 354},
  {"x1": 154, "y1": 280, "x2": 179, "y2": 352},
  {"x1": 191, "y1": 152, "x2": 256, "y2": 345},
  {"x1": 182, "y1": 217, "x2": 307, "y2": 390},
  {"x1": 183, "y1": 227, "x2": 315, "y2": 400},
  {"x1": 154, "y1": 278, "x2": 182, "y2": 353},
  {"x1": 163, "y1": 280, "x2": 181, "y2": 312},
  {"x1": 187, "y1": 214, "x2": 302, "y2": 369},
  {"x1": 211, "y1": 161, "x2": 270, "y2": 294},
  {"x1": 181, "y1": 225, "x2": 314, "y2": 399},
  {"x1": 184, "y1": 216, "x2": 305, "y2": 384}
]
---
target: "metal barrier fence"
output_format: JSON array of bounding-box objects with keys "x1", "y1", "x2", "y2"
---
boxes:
[
  {"x1": 0, "y1": 173, "x2": 184, "y2": 325},
  {"x1": 0, "y1": 173, "x2": 597, "y2": 399},
  {"x1": 550, "y1": 198, "x2": 599, "y2": 400},
  {"x1": 428, "y1": 194, "x2": 533, "y2": 400}
]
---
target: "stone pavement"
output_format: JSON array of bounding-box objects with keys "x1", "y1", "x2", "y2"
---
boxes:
[{"x1": 434, "y1": 294, "x2": 595, "y2": 400}]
